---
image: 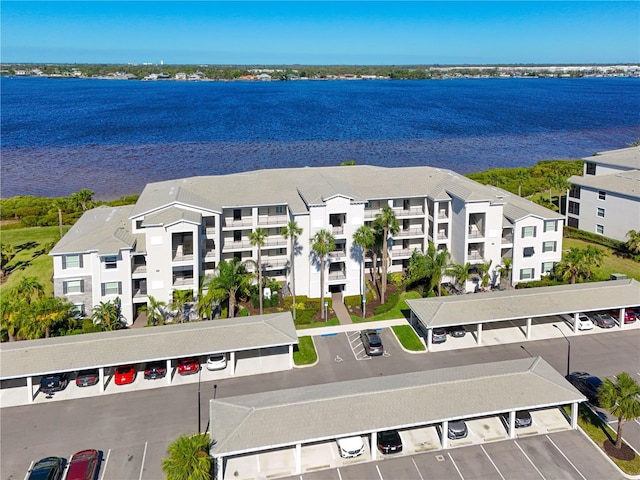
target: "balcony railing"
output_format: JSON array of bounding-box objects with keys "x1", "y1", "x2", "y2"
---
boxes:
[
  {"x1": 173, "y1": 275, "x2": 194, "y2": 286},
  {"x1": 437, "y1": 233, "x2": 448, "y2": 240},
  {"x1": 467, "y1": 251, "x2": 484, "y2": 260},
  {"x1": 468, "y1": 227, "x2": 485, "y2": 239},
  {"x1": 393, "y1": 206, "x2": 425, "y2": 217},
  {"x1": 331, "y1": 225, "x2": 344, "y2": 235},
  {"x1": 203, "y1": 247, "x2": 216, "y2": 258},
  {"x1": 258, "y1": 215, "x2": 288, "y2": 226},
  {"x1": 133, "y1": 288, "x2": 148, "y2": 298},
  {"x1": 328, "y1": 250, "x2": 346, "y2": 259},
  {"x1": 328, "y1": 271, "x2": 346, "y2": 281},
  {"x1": 132, "y1": 264, "x2": 147, "y2": 274},
  {"x1": 264, "y1": 258, "x2": 289, "y2": 269},
  {"x1": 438, "y1": 210, "x2": 449, "y2": 219},
  {"x1": 364, "y1": 209, "x2": 381, "y2": 219},
  {"x1": 397, "y1": 228, "x2": 424, "y2": 237},
  {"x1": 222, "y1": 240, "x2": 252, "y2": 251},
  {"x1": 391, "y1": 248, "x2": 416, "y2": 258},
  {"x1": 224, "y1": 218, "x2": 253, "y2": 228},
  {"x1": 265, "y1": 237, "x2": 288, "y2": 247},
  {"x1": 501, "y1": 234, "x2": 514, "y2": 244},
  {"x1": 172, "y1": 250, "x2": 194, "y2": 262}
]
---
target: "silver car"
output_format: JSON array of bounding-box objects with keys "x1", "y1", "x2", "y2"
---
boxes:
[{"x1": 590, "y1": 312, "x2": 616, "y2": 328}]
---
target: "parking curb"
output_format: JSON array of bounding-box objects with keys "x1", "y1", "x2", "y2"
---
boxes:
[
  {"x1": 293, "y1": 335, "x2": 320, "y2": 369},
  {"x1": 576, "y1": 423, "x2": 640, "y2": 479}
]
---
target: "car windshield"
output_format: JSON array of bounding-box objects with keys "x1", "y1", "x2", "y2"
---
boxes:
[
  {"x1": 209, "y1": 354, "x2": 224, "y2": 361},
  {"x1": 586, "y1": 377, "x2": 602, "y2": 389},
  {"x1": 379, "y1": 431, "x2": 400, "y2": 443},
  {"x1": 117, "y1": 367, "x2": 132, "y2": 374},
  {"x1": 368, "y1": 335, "x2": 382, "y2": 346}
]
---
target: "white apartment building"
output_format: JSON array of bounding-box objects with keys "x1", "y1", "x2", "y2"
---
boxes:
[
  {"x1": 567, "y1": 147, "x2": 640, "y2": 242},
  {"x1": 50, "y1": 165, "x2": 564, "y2": 325}
]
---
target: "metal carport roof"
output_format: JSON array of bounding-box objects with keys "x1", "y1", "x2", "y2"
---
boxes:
[
  {"x1": 406, "y1": 279, "x2": 640, "y2": 329},
  {"x1": 209, "y1": 356, "x2": 585, "y2": 457},
  {"x1": 0, "y1": 312, "x2": 297, "y2": 380}
]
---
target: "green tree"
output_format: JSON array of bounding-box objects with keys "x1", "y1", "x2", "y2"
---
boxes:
[
  {"x1": 426, "y1": 243, "x2": 451, "y2": 297},
  {"x1": 514, "y1": 169, "x2": 530, "y2": 197},
  {"x1": 172, "y1": 289, "x2": 193, "y2": 323},
  {"x1": 51, "y1": 198, "x2": 66, "y2": 240},
  {"x1": 281, "y1": 221, "x2": 302, "y2": 321},
  {"x1": 582, "y1": 245, "x2": 604, "y2": 280},
  {"x1": 249, "y1": 227, "x2": 269, "y2": 315},
  {"x1": 204, "y1": 258, "x2": 253, "y2": 318},
  {"x1": 15, "y1": 277, "x2": 45, "y2": 305},
  {"x1": 21, "y1": 296, "x2": 75, "y2": 339},
  {"x1": 143, "y1": 295, "x2": 167, "y2": 326},
  {"x1": 91, "y1": 298, "x2": 122, "y2": 331},
  {"x1": 598, "y1": 372, "x2": 640, "y2": 450},
  {"x1": 497, "y1": 257, "x2": 513, "y2": 286},
  {"x1": 373, "y1": 206, "x2": 399, "y2": 304},
  {"x1": 352, "y1": 225, "x2": 375, "y2": 314},
  {"x1": 448, "y1": 262, "x2": 472, "y2": 293},
  {"x1": 311, "y1": 230, "x2": 335, "y2": 321},
  {"x1": 476, "y1": 259, "x2": 493, "y2": 289},
  {"x1": 0, "y1": 297, "x2": 21, "y2": 341},
  {"x1": 625, "y1": 229, "x2": 640, "y2": 255},
  {"x1": 556, "y1": 248, "x2": 585, "y2": 284},
  {"x1": 162, "y1": 433, "x2": 212, "y2": 480},
  {"x1": 0, "y1": 242, "x2": 15, "y2": 278},
  {"x1": 69, "y1": 189, "x2": 95, "y2": 212}
]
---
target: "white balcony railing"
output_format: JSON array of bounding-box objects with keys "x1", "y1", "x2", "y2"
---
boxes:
[
  {"x1": 328, "y1": 271, "x2": 346, "y2": 281},
  {"x1": 396, "y1": 228, "x2": 424, "y2": 237},
  {"x1": 257, "y1": 215, "x2": 288, "y2": 226}
]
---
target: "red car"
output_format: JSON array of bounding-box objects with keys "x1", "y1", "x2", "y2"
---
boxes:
[
  {"x1": 177, "y1": 357, "x2": 200, "y2": 375},
  {"x1": 114, "y1": 365, "x2": 137, "y2": 385},
  {"x1": 67, "y1": 449, "x2": 99, "y2": 480},
  {"x1": 610, "y1": 309, "x2": 637, "y2": 324}
]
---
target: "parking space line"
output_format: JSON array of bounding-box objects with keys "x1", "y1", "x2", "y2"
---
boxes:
[
  {"x1": 23, "y1": 461, "x2": 34, "y2": 480},
  {"x1": 375, "y1": 464, "x2": 384, "y2": 480},
  {"x1": 139, "y1": 442, "x2": 148, "y2": 480},
  {"x1": 336, "y1": 467, "x2": 343, "y2": 480},
  {"x1": 100, "y1": 449, "x2": 111, "y2": 480},
  {"x1": 480, "y1": 445, "x2": 506, "y2": 480},
  {"x1": 514, "y1": 440, "x2": 546, "y2": 479},
  {"x1": 411, "y1": 457, "x2": 425, "y2": 480},
  {"x1": 447, "y1": 452, "x2": 465, "y2": 479},
  {"x1": 544, "y1": 435, "x2": 587, "y2": 480}
]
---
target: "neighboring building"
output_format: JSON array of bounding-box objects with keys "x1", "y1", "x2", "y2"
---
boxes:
[
  {"x1": 50, "y1": 165, "x2": 564, "y2": 325},
  {"x1": 567, "y1": 147, "x2": 640, "y2": 242}
]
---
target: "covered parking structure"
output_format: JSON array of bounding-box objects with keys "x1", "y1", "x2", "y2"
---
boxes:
[
  {"x1": 406, "y1": 278, "x2": 640, "y2": 350},
  {"x1": 209, "y1": 356, "x2": 585, "y2": 480},
  {"x1": 0, "y1": 312, "x2": 297, "y2": 405}
]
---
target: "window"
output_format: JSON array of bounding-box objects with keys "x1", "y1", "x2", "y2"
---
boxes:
[
  {"x1": 567, "y1": 217, "x2": 579, "y2": 228},
  {"x1": 569, "y1": 185, "x2": 581, "y2": 199},
  {"x1": 63, "y1": 279, "x2": 84, "y2": 294},
  {"x1": 597, "y1": 207, "x2": 605, "y2": 218},
  {"x1": 520, "y1": 268, "x2": 535, "y2": 280},
  {"x1": 586, "y1": 162, "x2": 596, "y2": 175},
  {"x1": 543, "y1": 220, "x2": 557, "y2": 232},
  {"x1": 275, "y1": 205, "x2": 284, "y2": 214},
  {"x1": 598, "y1": 191, "x2": 606, "y2": 201},
  {"x1": 101, "y1": 281, "x2": 122, "y2": 296},
  {"x1": 103, "y1": 255, "x2": 118, "y2": 269},
  {"x1": 596, "y1": 224, "x2": 604, "y2": 235},
  {"x1": 568, "y1": 201, "x2": 580, "y2": 215},
  {"x1": 71, "y1": 304, "x2": 85, "y2": 317},
  {"x1": 541, "y1": 262, "x2": 554, "y2": 275},
  {"x1": 62, "y1": 254, "x2": 83, "y2": 269},
  {"x1": 543, "y1": 241, "x2": 556, "y2": 253},
  {"x1": 136, "y1": 220, "x2": 143, "y2": 229},
  {"x1": 521, "y1": 226, "x2": 536, "y2": 238},
  {"x1": 233, "y1": 230, "x2": 241, "y2": 242},
  {"x1": 233, "y1": 209, "x2": 241, "y2": 220},
  {"x1": 523, "y1": 247, "x2": 535, "y2": 257}
]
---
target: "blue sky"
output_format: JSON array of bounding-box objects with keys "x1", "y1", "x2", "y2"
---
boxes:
[{"x1": 2, "y1": 1, "x2": 639, "y2": 65}]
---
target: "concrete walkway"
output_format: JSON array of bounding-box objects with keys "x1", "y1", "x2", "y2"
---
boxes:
[{"x1": 331, "y1": 292, "x2": 352, "y2": 324}]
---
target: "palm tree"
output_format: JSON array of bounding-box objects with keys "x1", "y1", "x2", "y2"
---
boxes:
[
  {"x1": 249, "y1": 228, "x2": 269, "y2": 315},
  {"x1": 15, "y1": 277, "x2": 45, "y2": 305},
  {"x1": 373, "y1": 206, "x2": 399, "y2": 304},
  {"x1": 0, "y1": 242, "x2": 15, "y2": 279},
  {"x1": 69, "y1": 189, "x2": 94, "y2": 212},
  {"x1": 51, "y1": 198, "x2": 66, "y2": 240},
  {"x1": 497, "y1": 257, "x2": 513, "y2": 287},
  {"x1": 0, "y1": 297, "x2": 21, "y2": 341},
  {"x1": 556, "y1": 248, "x2": 585, "y2": 284},
  {"x1": 172, "y1": 289, "x2": 192, "y2": 323},
  {"x1": 476, "y1": 259, "x2": 493, "y2": 289},
  {"x1": 205, "y1": 258, "x2": 253, "y2": 318},
  {"x1": 426, "y1": 242, "x2": 451, "y2": 297},
  {"x1": 144, "y1": 295, "x2": 166, "y2": 326},
  {"x1": 352, "y1": 225, "x2": 375, "y2": 314},
  {"x1": 91, "y1": 298, "x2": 122, "y2": 331},
  {"x1": 162, "y1": 433, "x2": 212, "y2": 480},
  {"x1": 514, "y1": 169, "x2": 530, "y2": 197},
  {"x1": 582, "y1": 245, "x2": 604, "y2": 280},
  {"x1": 281, "y1": 221, "x2": 302, "y2": 321},
  {"x1": 625, "y1": 229, "x2": 640, "y2": 255},
  {"x1": 311, "y1": 229, "x2": 335, "y2": 321},
  {"x1": 598, "y1": 372, "x2": 640, "y2": 450},
  {"x1": 448, "y1": 262, "x2": 472, "y2": 293}
]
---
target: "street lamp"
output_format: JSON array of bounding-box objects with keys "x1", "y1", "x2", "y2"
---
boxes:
[
  {"x1": 553, "y1": 324, "x2": 571, "y2": 376},
  {"x1": 197, "y1": 365, "x2": 202, "y2": 433},
  {"x1": 520, "y1": 345, "x2": 533, "y2": 358}
]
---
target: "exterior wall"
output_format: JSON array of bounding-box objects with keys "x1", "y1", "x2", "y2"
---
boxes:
[
  {"x1": 292, "y1": 214, "x2": 311, "y2": 298},
  {"x1": 583, "y1": 161, "x2": 629, "y2": 177},
  {"x1": 144, "y1": 224, "x2": 175, "y2": 305},
  {"x1": 52, "y1": 253, "x2": 94, "y2": 316},
  {"x1": 511, "y1": 217, "x2": 563, "y2": 286}
]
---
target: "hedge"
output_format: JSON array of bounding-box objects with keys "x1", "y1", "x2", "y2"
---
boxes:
[{"x1": 563, "y1": 226, "x2": 625, "y2": 251}]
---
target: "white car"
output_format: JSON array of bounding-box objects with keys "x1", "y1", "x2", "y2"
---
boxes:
[
  {"x1": 206, "y1": 353, "x2": 227, "y2": 371},
  {"x1": 337, "y1": 436, "x2": 365, "y2": 458},
  {"x1": 560, "y1": 313, "x2": 594, "y2": 330}
]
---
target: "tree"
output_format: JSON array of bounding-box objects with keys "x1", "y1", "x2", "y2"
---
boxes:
[
  {"x1": 69, "y1": 189, "x2": 94, "y2": 212},
  {"x1": 172, "y1": 289, "x2": 192, "y2": 323},
  {"x1": 625, "y1": 229, "x2": 640, "y2": 255},
  {"x1": 204, "y1": 258, "x2": 253, "y2": 318},
  {"x1": 0, "y1": 242, "x2": 15, "y2": 278},
  {"x1": 162, "y1": 433, "x2": 212, "y2": 480},
  {"x1": 144, "y1": 295, "x2": 167, "y2": 326},
  {"x1": 448, "y1": 262, "x2": 472, "y2": 293},
  {"x1": 598, "y1": 372, "x2": 640, "y2": 450},
  {"x1": 514, "y1": 169, "x2": 530, "y2": 197},
  {"x1": 555, "y1": 248, "x2": 585, "y2": 284},
  {"x1": 373, "y1": 206, "x2": 399, "y2": 304},
  {"x1": 582, "y1": 245, "x2": 604, "y2": 280},
  {"x1": 91, "y1": 298, "x2": 122, "y2": 331},
  {"x1": 427, "y1": 243, "x2": 451, "y2": 297},
  {"x1": 18, "y1": 296, "x2": 75, "y2": 339},
  {"x1": 281, "y1": 221, "x2": 302, "y2": 321},
  {"x1": 15, "y1": 277, "x2": 45, "y2": 305},
  {"x1": 352, "y1": 225, "x2": 375, "y2": 314},
  {"x1": 249, "y1": 228, "x2": 269, "y2": 315},
  {"x1": 51, "y1": 198, "x2": 66, "y2": 240},
  {"x1": 0, "y1": 297, "x2": 21, "y2": 342},
  {"x1": 311, "y1": 229, "x2": 335, "y2": 321},
  {"x1": 476, "y1": 259, "x2": 493, "y2": 289},
  {"x1": 497, "y1": 257, "x2": 513, "y2": 286}
]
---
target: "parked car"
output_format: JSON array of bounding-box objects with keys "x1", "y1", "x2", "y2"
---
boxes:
[
  {"x1": 590, "y1": 312, "x2": 616, "y2": 329},
  {"x1": 500, "y1": 410, "x2": 533, "y2": 429},
  {"x1": 337, "y1": 436, "x2": 365, "y2": 458},
  {"x1": 27, "y1": 457, "x2": 65, "y2": 480},
  {"x1": 447, "y1": 325, "x2": 467, "y2": 337},
  {"x1": 144, "y1": 361, "x2": 167, "y2": 380},
  {"x1": 206, "y1": 353, "x2": 227, "y2": 371},
  {"x1": 40, "y1": 373, "x2": 69, "y2": 394},
  {"x1": 566, "y1": 371, "x2": 603, "y2": 406},
  {"x1": 177, "y1": 357, "x2": 200, "y2": 375},
  {"x1": 560, "y1": 313, "x2": 594, "y2": 331},
  {"x1": 431, "y1": 328, "x2": 447, "y2": 344},
  {"x1": 114, "y1": 365, "x2": 137, "y2": 385},
  {"x1": 66, "y1": 449, "x2": 99, "y2": 480},
  {"x1": 609, "y1": 309, "x2": 637, "y2": 324},
  {"x1": 360, "y1": 329, "x2": 384, "y2": 356},
  {"x1": 447, "y1": 420, "x2": 468, "y2": 439},
  {"x1": 76, "y1": 369, "x2": 99, "y2": 387},
  {"x1": 377, "y1": 430, "x2": 403, "y2": 454}
]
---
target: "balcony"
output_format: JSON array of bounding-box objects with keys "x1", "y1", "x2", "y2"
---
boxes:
[
  {"x1": 467, "y1": 250, "x2": 484, "y2": 261},
  {"x1": 468, "y1": 226, "x2": 485, "y2": 239},
  {"x1": 364, "y1": 209, "x2": 381, "y2": 219},
  {"x1": 393, "y1": 206, "x2": 425, "y2": 217},
  {"x1": 223, "y1": 218, "x2": 253, "y2": 229},
  {"x1": 328, "y1": 249, "x2": 346, "y2": 259},
  {"x1": 396, "y1": 228, "x2": 424, "y2": 238},
  {"x1": 173, "y1": 274, "x2": 194, "y2": 287},
  {"x1": 172, "y1": 249, "x2": 194, "y2": 262},
  {"x1": 264, "y1": 258, "x2": 289, "y2": 269},
  {"x1": 438, "y1": 210, "x2": 449, "y2": 220},
  {"x1": 391, "y1": 248, "x2": 416, "y2": 258},
  {"x1": 328, "y1": 270, "x2": 346, "y2": 281},
  {"x1": 133, "y1": 288, "x2": 148, "y2": 298},
  {"x1": 331, "y1": 225, "x2": 344, "y2": 235},
  {"x1": 258, "y1": 214, "x2": 288, "y2": 226},
  {"x1": 501, "y1": 233, "x2": 514, "y2": 244},
  {"x1": 132, "y1": 264, "x2": 147, "y2": 275},
  {"x1": 437, "y1": 231, "x2": 448, "y2": 241},
  {"x1": 222, "y1": 240, "x2": 252, "y2": 252}
]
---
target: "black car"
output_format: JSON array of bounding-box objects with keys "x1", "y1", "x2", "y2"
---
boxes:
[
  {"x1": 566, "y1": 372, "x2": 603, "y2": 406},
  {"x1": 360, "y1": 329, "x2": 384, "y2": 356},
  {"x1": 447, "y1": 325, "x2": 467, "y2": 338},
  {"x1": 28, "y1": 456, "x2": 65, "y2": 480},
  {"x1": 40, "y1": 373, "x2": 69, "y2": 394},
  {"x1": 76, "y1": 368, "x2": 99, "y2": 387},
  {"x1": 377, "y1": 430, "x2": 403, "y2": 454},
  {"x1": 447, "y1": 420, "x2": 468, "y2": 439},
  {"x1": 143, "y1": 361, "x2": 167, "y2": 380},
  {"x1": 432, "y1": 328, "x2": 447, "y2": 344},
  {"x1": 501, "y1": 410, "x2": 533, "y2": 429}
]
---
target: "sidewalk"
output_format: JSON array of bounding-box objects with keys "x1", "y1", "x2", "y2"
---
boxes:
[
  {"x1": 331, "y1": 292, "x2": 352, "y2": 325},
  {"x1": 297, "y1": 318, "x2": 409, "y2": 337}
]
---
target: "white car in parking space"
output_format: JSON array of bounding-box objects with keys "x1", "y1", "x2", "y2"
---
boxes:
[
  {"x1": 560, "y1": 313, "x2": 594, "y2": 330},
  {"x1": 206, "y1": 353, "x2": 227, "y2": 371},
  {"x1": 337, "y1": 436, "x2": 365, "y2": 458}
]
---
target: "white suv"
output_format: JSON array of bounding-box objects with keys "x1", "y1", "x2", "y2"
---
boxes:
[
  {"x1": 560, "y1": 313, "x2": 594, "y2": 330},
  {"x1": 337, "y1": 436, "x2": 365, "y2": 458}
]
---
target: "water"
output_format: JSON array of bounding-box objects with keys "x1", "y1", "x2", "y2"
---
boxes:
[{"x1": 1, "y1": 77, "x2": 639, "y2": 199}]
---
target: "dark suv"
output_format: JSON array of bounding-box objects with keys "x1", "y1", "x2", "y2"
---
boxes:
[
  {"x1": 144, "y1": 361, "x2": 167, "y2": 380},
  {"x1": 360, "y1": 329, "x2": 384, "y2": 356},
  {"x1": 566, "y1": 372, "x2": 603, "y2": 406},
  {"x1": 40, "y1": 373, "x2": 69, "y2": 394}
]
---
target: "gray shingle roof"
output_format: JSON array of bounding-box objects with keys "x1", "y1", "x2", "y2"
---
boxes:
[
  {"x1": 406, "y1": 279, "x2": 640, "y2": 328},
  {"x1": 142, "y1": 206, "x2": 203, "y2": 227},
  {"x1": 0, "y1": 312, "x2": 297, "y2": 379},
  {"x1": 585, "y1": 146, "x2": 640, "y2": 170},
  {"x1": 209, "y1": 357, "x2": 584, "y2": 457},
  {"x1": 569, "y1": 170, "x2": 640, "y2": 199}
]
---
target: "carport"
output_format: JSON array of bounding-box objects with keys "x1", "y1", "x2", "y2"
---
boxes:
[
  {"x1": 406, "y1": 278, "x2": 640, "y2": 350},
  {"x1": 0, "y1": 312, "x2": 297, "y2": 405},
  {"x1": 209, "y1": 356, "x2": 585, "y2": 480}
]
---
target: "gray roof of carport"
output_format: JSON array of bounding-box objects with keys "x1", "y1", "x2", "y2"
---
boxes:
[
  {"x1": 406, "y1": 279, "x2": 640, "y2": 329},
  {"x1": 209, "y1": 356, "x2": 585, "y2": 457},
  {"x1": 0, "y1": 312, "x2": 297, "y2": 380}
]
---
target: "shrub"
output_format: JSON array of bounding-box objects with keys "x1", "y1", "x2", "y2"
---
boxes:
[
  {"x1": 374, "y1": 290, "x2": 400, "y2": 315},
  {"x1": 344, "y1": 295, "x2": 362, "y2": 308},
  {"x1": 564, "y1": 226, "x2": 625, "y2": 251},
  {"x1": 389, "y1": 272, "x2": 405, "y2": 286}
]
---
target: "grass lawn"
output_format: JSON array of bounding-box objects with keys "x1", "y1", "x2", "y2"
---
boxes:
[
  {"x1": 391, "y1": 324, "x2": 426, "y2": 351},
  {"x1": 296, "y1": 317, "x2": 340, "y2": 329},
  {"x1": 1, "y1": 226, "x2": 68, "y2": 299},
  {"x1": 562, "y1": 237, "x2": 640, "y2": 282},
  {"x1": 293, "y1": 336, "x2": 318, "y2": 366},
  {"x1": 351, "y1": 290, "x2": 422, "y2": 322}
]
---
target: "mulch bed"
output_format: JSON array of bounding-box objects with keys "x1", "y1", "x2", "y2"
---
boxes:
[{"x1": 603, "y1": 439, "x2": 636, "y2": 461}]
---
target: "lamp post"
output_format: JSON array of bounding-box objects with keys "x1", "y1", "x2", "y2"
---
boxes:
[
  {"x1": 553, "y1": 324, "x2": 571, "y2": 376},
  {"x1": 197, "y1": 365, "x2": 202, "y2": 433},
  {"x1": 520, "y1": 345, "x2": 534, "y2": 358}
]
